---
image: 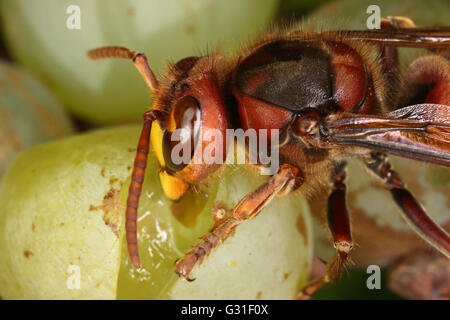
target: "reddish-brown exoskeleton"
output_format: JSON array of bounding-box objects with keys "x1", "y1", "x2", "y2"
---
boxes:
[{"x1": 88, "y1": 16, "x2": 450, "y2": 298}]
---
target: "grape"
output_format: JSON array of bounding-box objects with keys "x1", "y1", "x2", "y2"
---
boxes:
[
  {"x1": 0, "y1": 125, "x2": 312, "y2": 299},
  {"x1": 0, "y1": 126, "x2": 137, "y2": 299},
  {"x1": 0, "y1": 0, "x2": 279, "y2": 124},
  {"x1": 0, "y1": 60, "x2": 73, "y2": 179}
]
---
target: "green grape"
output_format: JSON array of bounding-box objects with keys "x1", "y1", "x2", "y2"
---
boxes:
[
  {"x1": 0, "y1": 126, "x2": 137, "y2": 299},
  {"x1": 0, "y1": 0, "x2": 279, "y2": 124},
  {"x1": 0, "y1": 60, "x2": 74, "y2": 179},
  {"x1": 0, "y1": 125, "x2": 313, "y2": 299}
]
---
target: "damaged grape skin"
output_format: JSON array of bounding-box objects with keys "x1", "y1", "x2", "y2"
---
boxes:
[{"x1": 0, "y1": 125, "x2": 313, "y2": 299}]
